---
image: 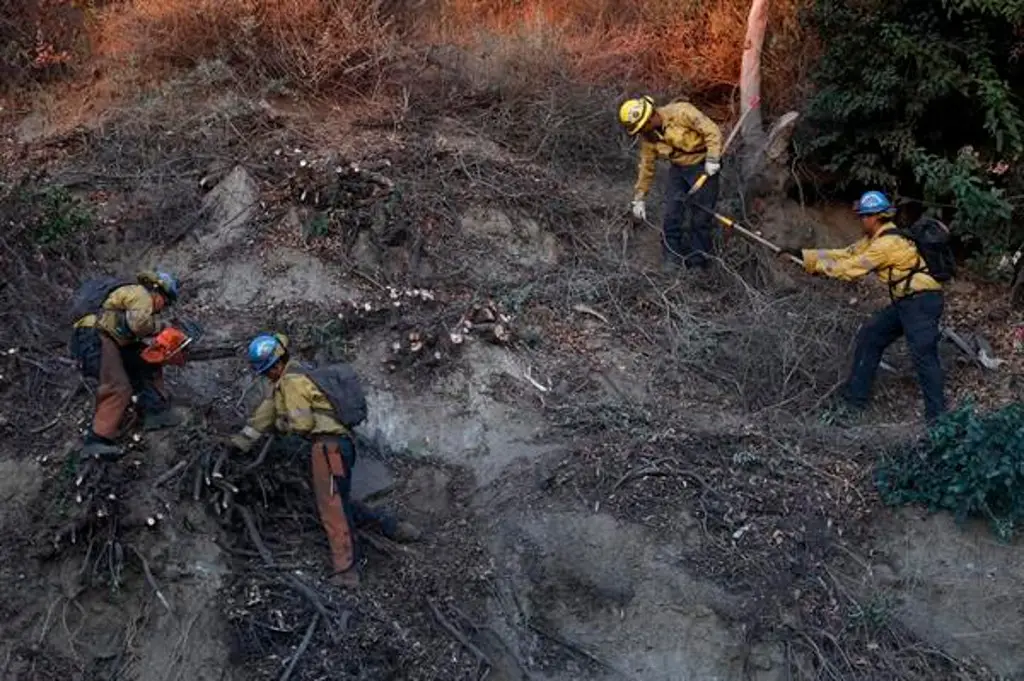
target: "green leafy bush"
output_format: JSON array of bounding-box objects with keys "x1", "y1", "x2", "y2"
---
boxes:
[
  {"x1": 875, "y1": 401, "x2": 1024, "y2": 540},
  {"x1": 32, "y1": 187, "x2": 93, "y2": 244},
  {"x1": 803, "y1": 0, "x2": 1024, "y2": 254}
]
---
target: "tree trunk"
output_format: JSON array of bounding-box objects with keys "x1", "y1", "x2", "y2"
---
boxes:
[{"x1": 740, "y1": 0, "x2": 769, "y2": 153}]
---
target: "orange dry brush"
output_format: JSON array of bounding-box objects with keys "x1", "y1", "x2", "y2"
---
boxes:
[
  {"x1": 85, "y1": 0, "x2": 815, "y2": 108},
  {"x1": 436, "y1": 0, "x2": 815, "y2": 108},
  {"x1": 97, "y1": 0, "x2": 403, "y2": 92}
]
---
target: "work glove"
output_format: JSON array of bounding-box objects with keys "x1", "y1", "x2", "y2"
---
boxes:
[
  {"x1": 631, "y1": 199, "x2": 647, "y2": 221},
  {"x1": 704, "y1": 158, "x2": 721, "y2": 177},
  {"x1": 224, "y1": 433, "x2": 254, "y2": 454},
  {"x1": 778, "y1": 247, "x2": 803, "y2": 260}
]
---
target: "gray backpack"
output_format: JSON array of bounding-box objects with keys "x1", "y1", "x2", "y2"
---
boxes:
[
  {"x1": 67, "y1": 276, "x2": 132, "y2": 324},
  {"x1": 304, "y1": 363, "x2": 368, "y2": 428}
]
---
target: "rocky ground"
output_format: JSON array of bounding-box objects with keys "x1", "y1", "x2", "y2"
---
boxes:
[{"x1": 1, "y1": 67, "x2": 1023, "y2": 681}]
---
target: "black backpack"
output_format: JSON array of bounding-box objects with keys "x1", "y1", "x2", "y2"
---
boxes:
[
  {"x1": 888, "y1": 217, "x2": 956, "y2": 283},
  {"x1": 304, "y1": 363, "x2": 368, "y2": 428},
  {"x1": 67, "y1": 276, "x2": 133, "y2": 324}
]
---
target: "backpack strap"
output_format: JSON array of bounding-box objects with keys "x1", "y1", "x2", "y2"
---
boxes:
[{"x1": 877, "y1": 226, "x2": 929, "y2": 300}]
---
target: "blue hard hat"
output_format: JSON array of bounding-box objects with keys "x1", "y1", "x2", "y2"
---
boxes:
[
  {"x1": 855, "y1": 191, "x2": 893, "y2": 216},
  {"x1": 247, "y1": 333, "x2": 287, "y2": 375},
  {"x1": 154, "y1": 271, "x2": 180, "y2": 301}
]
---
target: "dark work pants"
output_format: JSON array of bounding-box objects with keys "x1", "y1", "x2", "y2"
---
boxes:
[
  {"x1": 844, "y1": 292, "x2": 946, "y2": 421},
  {"x1": 663, "y1": 162, "x2": 720, "y2": 268}
]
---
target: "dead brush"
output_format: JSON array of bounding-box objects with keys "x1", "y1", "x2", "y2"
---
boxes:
[
  {"x1": 433, "y1": 0, "x2": 818, "y2": 110},
  {"x1": 102, "y1": 0, "x2": 413, "y2": 94}
]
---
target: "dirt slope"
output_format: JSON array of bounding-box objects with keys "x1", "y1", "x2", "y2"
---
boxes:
[{"x1": 0, "y1": 74, "x2": 1021, "y2": 681}]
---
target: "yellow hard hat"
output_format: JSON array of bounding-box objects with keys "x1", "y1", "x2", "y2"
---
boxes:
[{"x1": 618, "y1": 96, "x2": 655, "y2": 136}]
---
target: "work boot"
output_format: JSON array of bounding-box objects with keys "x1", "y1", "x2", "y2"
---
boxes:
[
  {"x1": 386, "y1": 521, "x2": 422, "y2": 543},
  {"x1": 81, "y1": 439, "x2": 124, "y2": 462},
  {"x1": 143, "y1": 406, "x2": 189, "y2": 431},
  {"x1": 329, "y1": 568, "x2": 360, "y2": 589}
]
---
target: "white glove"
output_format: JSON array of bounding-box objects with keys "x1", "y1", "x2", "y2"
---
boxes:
[
  {"x1": 704, "y1": 158, "x2": 721, "y2": 176},
  {"x1": 631, "y1": 199, "x2": 647, "y2": 221}
]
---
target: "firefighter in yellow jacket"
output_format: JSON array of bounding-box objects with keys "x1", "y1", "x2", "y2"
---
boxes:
[
  {"x1": 780, "y1": 191, "x2": 946, "y2": 421},
  {"x1": 619, "y1": 96, "x2": 723, "y2": 272},
  {"x1": 69, "y1": 271, "x2": 186, "y2": 460},
  {"x1": 227, "y1": 333, "x2": 419, "y2": 589}
]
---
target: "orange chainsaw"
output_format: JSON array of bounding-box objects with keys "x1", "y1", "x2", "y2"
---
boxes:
[{"x1": 141, "y1": 325, "x2": 196, "y2": 367}]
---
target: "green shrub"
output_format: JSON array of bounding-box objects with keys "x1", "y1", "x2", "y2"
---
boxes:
[
  {"x1": 803, "y1": 0, "x2": 1024, "y2": 255},
  {"x1": 875, "y1": 400, "x2": 1024, "y2": 540},
  {"x1": 33, "y1": 187, "x2": 93, "y2": 244}
]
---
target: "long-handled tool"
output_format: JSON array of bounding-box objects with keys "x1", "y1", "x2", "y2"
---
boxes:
[
  {"x1": 684, "y1": 96, "x2": 761, "y2": 198},
  {"x1": 686, "y1": 203, "x2": 1002, "y2": 370},
  {"x1": 701, "y1": 208, "x2": 802, "y2": 266},
  {"x1": 623, "y1": 97, "x2": 763, "y2": 261}
]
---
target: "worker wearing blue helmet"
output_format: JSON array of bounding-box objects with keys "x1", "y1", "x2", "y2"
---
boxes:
[
  {"x1": 68, "y1": 270, "x2": 186, "y2": 460},
  {"x1": 780, "y1": 191, "x2": 947, "y2": 422},
  {"x1": 227, "y1": 333, "x2": 420, "y2": 589}
]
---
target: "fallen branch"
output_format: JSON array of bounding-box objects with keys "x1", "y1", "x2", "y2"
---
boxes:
[
  {"x1": 523, "y1": 365, "x2": 551, "y2": 393},
  {"x1": 130, "y1": 547, "x2": 172, "y2": 614},
  {"x1": 572, "y1": 303, "x2": 609, "y2": 325},
  {"x1": 235, "y1": 504, "x2": 275, "y2": 567},
  {"x1": 279, "y1": 614, "x2": 320, "y2": 681},
  {"x1": 211, "y1": 449, "x2": 228, "y2": 479},
  {"x1": 612, "y1": 465, "x2": 709, "y2": 493},
  {"x1": 244, "y1": 437, "x2": 275, "y2": 473},
  {"x1": 283, "y1": 574, "x2": 347, "y2": 643},
  {"x1": 152, "y1": 460, "x2": 188, "y2": 489},
  {"x1": 358, "y1": 529, "x2": 421, "y2": 558},
  {"x1": 427, "y1": 598, "x2": 491, "y2": 670},
  {"x1": 192, "y1": 456, "x2": 204, "y2": 502},
  {"x1": 527, "y1": 621, "x2": 632, "y2": 679}
]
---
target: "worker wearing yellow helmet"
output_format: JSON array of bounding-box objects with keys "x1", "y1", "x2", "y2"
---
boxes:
[{"x1": 619, "y1": 96, "x2": 723, "y2": 272}]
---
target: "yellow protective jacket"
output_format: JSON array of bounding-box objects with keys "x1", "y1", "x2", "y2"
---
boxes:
[
  {"x1": 634, "y1": 101, "x2": 723, "y2": 198},
  {"x1": 238, "y1": 362, "x2": 348, "y2": 446},
  {"x1": 73, "y1": 284, "x2": 164, "y2": 346},
  {"x1": 800, "y1": 224, "x2": 942, "y2": 299}
]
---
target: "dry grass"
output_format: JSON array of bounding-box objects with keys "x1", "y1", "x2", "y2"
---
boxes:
[
  {"x1": 0, "y1": 0, "x2": 85, "y2": 88},
  {"x1": 94, "y1": 0, "x2": 414, "y2": 94},
  {"x1": 75, "y1": 0, "x2": 817, "y2": 108},
  {"x1": 435, "y1": 0, "x2": 818, "y2": 110}
]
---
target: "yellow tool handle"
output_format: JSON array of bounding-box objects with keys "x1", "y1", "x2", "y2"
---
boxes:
[
  {"x1": 686, "y1": 173, "x2": 709, "y2": 196},
  {"x1": 709, "y1": 211, "x2": 802, "y2": 265}
]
